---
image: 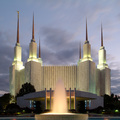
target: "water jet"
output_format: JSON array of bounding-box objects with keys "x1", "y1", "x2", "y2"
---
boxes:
[{"x1": 35, "y1": 80, "x2": 88, "y2": 120}]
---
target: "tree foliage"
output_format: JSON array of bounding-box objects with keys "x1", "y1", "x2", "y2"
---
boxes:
[
  {"x1": 104, "y1": 94, "x2": 120, "y2": 110},
  {"x1": 6, "y1": 103, "x2": 21, "y2": 113},
  {"x1": 16, "y1": 82, "x2": 36, "y2": 97},
  {"x1": 0, "y1": 93, "x2": 12, "y2": 109}
]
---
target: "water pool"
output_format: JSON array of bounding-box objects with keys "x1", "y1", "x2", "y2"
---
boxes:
[
  {"x1": 89, "y1": 118, "x2": 120, "y2": 120},
  {"x1": 0, "y1": 117, "x2": 120, "y2": 120},
  {"x1": 0, "y1": 118, "x2": 34, "y2": 120}
]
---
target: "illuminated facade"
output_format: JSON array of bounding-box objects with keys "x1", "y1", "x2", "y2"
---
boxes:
[{"x1": 10, "y1": 13, "x2": 111, "y2": 109}]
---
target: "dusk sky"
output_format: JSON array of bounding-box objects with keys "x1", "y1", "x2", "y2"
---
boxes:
[{"x1": 0, "y1": 0, "x2": 120, "y2": 96}]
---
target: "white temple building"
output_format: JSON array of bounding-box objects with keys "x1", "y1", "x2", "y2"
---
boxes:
[{"x1": 9, "y1": 12, "x2": 111, "y2": 110}]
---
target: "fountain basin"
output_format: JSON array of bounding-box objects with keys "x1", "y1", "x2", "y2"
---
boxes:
[{"x1": 35, "y1": 113, "x2": 88, "y2": 120}]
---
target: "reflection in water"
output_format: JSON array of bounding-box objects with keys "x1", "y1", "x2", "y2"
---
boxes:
[
  {"x1": 88, "y1": 118, "x2": 120, "y2": 120},
  {"x1": 104, "y1": 118, "x2": 109, "y2": 120},
  {"x1": 88, "y1": 118, "x2": 110, "y2": 120},
  {"x1": 11, "y1": 118, "x2": 34, "y2": 120},
  {"x1": 9, "y1": 117, "x2": 120, "y2": 120}
]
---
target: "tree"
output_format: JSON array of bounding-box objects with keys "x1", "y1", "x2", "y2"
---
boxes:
[
  {"x1": 16, "y1": 82, "x2": 36, "y2": 97},
  {"x1": 104, "y1": 94, "x2": 120, "y2": 110},
  {"x1": 104, "y1": 94, "x2": 111, "y2": 109},
  {"x1": 6, "y1": 103, "x2": 21, "y2": 114},
  {"x1": 0, "y1": 93, "x2": 12, "y2": 109},
  {"x1": 0, "y1": 103, "x2": 3, "y2": 112}
]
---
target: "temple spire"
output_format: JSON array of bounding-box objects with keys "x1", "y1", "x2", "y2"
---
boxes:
[
  {"x1": 17, "y1": 11, "x2": 19, "y2": 44},
  {"x1": 32, "y1": 13, "x2": 34, "y2": 40},
  {"x1": 86, "y1": 18, "x2": 88, "y2": 42},
  {"x1": 101, "y1": 23, "x2": 103, "y2": 47},
  {"x1": 39, "y1": 38, "x2": 41, "y2": 58},
  {"x1": 79, "y1": 42, "x2": 81, "y2": 59}
]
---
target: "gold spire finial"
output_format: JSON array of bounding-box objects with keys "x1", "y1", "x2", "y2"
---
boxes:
[
  {"x1": 101, "y1": 23, "x2": 103, "y2": 47},
  {"x1": 39, "y1": 38, "x2": 41, "y2": 58},
  {"x1": 32, "y1": 13, "x2": 34, "y2": 40},
  {"x1": 17, "y1": 11, "x2": 19, "y2": 17},
  {"x1": 17, "y1": 11, "x2": 19, "y2": 44}
]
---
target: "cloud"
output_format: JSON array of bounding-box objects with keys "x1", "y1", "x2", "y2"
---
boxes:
[
  {"x1": 41, "y1": 27, "x2": 76, "y2": 50},
  {"x1": 40, "y1": 27, "x2": 108, "y2": 68},
  {"x1": 40, "y1": 27, "x2": 79, "y2": 65},
  {"x1": 0, "y1": 32, "x2": 13, "y2": 73},
  {"x1": 0, "y1": 74, "x2": 9, "y2": 92},
  {"x1": 110, "y1": 66, "x2": 120, "y2": 95},
  {"x1": 0, "y1": 90, "x2": 8, "y2": 96}
]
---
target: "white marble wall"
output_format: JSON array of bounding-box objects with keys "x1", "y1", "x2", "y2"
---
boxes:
[
  {"x1": 77, "y1": 61, "x2": 89, "y2": 91},
  {"x1": 43, "y1": 66, "x2": 77, "y2": 90},
  {"x1": 25, "y1": 61, "x2": 43, "y2": 91},
  {"x1": 99, "y1": 68, "x2": 111, "y2": 96},
  {"x1": 105, "y1": 68, "x2": 111, "y2": 95},
  {"x1": 9, "y1": 65, "x2": 25, "y2": 96},
  {"x1": 19, "y1": 69, "x2": 25, "y2": 91},
  {"x1": 77, "y1": 61, "x2": 97, "y2": 94},
  {"x1": 9, "y1": 65, "x2": 16, "y2": 96},
  {"x1": 89, "y1": 61, "x2": 96, "y2": 94},
  {"x1": 96, "y1": 69, "x2": 100, "y2": 96},
  {"x1": 10, "y1": 59, "x2": 110, "y2": 97}
]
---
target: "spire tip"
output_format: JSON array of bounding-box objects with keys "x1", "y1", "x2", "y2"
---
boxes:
[
  {"x1": 32, "y1": 13, "x2": 35, "y2": 41},
  {"x1": 85, "y1": 18, "x2": 89, "y2": 44},
  {"x1": 17, "y1": 11, "x2": 19, "y2": 44},
  {"x1": 101, "y1": 23, "x2": 103, "y2": 47},
  {"x1": 39, "y1": 38, "x2": 41, "y2": 58}
]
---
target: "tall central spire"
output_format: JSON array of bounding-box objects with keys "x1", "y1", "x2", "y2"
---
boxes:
[
  {"x1": 98, "y1": 23, "x2": 108, "y2": 69},
  {"x1": 85, "y1": 18, "x2": 89, "y2": 44},
  {"x1": 17, "y1": 11, "x2": 19, "y2": 44},
  {"x1": 32, "y1": 13, "x2": 35, "y2": 40},
  {"x1": 82, "y1": 18, "x2": 92, "y2": 62},
  {"x1": 101, "y1": 24, "x2": 103, "y2": 47}
]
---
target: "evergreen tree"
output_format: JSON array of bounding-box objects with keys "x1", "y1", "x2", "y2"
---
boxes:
[
  {"x1": 0, "y1": 93, "x2": 12, "y2": 109},
  {"x1": 16, "y1": 82, "x2": 36, "y2": 97}
]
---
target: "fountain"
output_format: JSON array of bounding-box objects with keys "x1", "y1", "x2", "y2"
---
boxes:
[
  {"x1": 52, "y1": 80, "x2": 68, "y2": 113},
  {"x1": 35, "y1": 80, "x2": 88, "y2": 120}
]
